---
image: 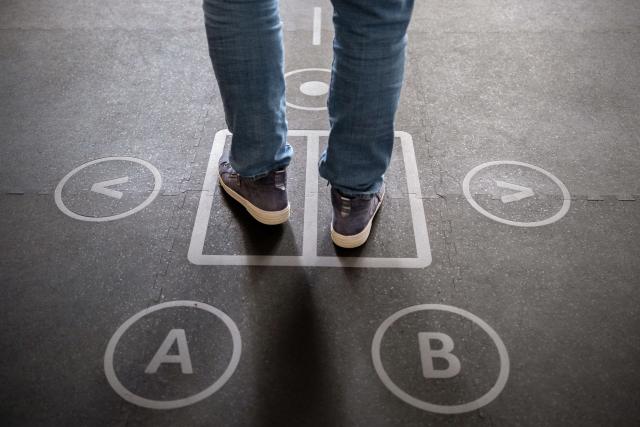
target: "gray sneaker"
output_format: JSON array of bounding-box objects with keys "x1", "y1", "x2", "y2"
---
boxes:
[
  {"x1": 330, "y1": 184, "x2": 385, "y2": 248},
  {"x1": 218, "y1": 156, "x2": 290, "y2": 225}
]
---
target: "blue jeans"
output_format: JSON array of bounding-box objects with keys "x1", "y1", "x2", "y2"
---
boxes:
[{"x1": 203, "y1": 0, "x2": 414, "y2": 196}]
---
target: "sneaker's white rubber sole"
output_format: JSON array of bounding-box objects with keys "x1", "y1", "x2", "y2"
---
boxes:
[
  {"x1": 219, "y1": 175, "x2": 290, "y2": 225},
  {"x1": 330, "y1": 194, "x2": 384, "y2": 249}
]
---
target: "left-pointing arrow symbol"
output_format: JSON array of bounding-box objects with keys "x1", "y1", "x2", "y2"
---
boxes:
[{"x1": 91, "y1": 176, "x2": 129, "y2": 199}]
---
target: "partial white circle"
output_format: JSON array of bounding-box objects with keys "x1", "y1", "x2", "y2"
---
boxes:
[
  {"x1": 104, "y1": 300, "x2": 242, "y2": 410},
  {"x1": 371, "y1": 304, "x2": 510, "y2": 414},
  {"x1": 285, "y1": 68, "x2": 331, "y2": 111},
  {"x1": 462, "y1": 160, "x2": 571, "y2": 227},
  {"x1": 54, "y1": 156, "x2": 162, "y2": 222},
  {"x1": 300, "y1": 81, "x2": 329, "y2": 97}
]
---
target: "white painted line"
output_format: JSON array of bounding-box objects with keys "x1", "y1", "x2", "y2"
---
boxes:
[
  {"x1": 104, "y1": 300, "x2": 241, "y2": 410},
  {"x1": 187, "y1": 129, "x2": 226, "y2": 265},
  {"x1": 284, "y1": 68, "x2": 331, "y2": 111},
  {"x1": 91, "y1": 176, "x2": 129, "y2": 200},
  {"x1": 495, "y1": 180, "x2": 534, "y2": 204},
  {"x1": 55, "y1": 157, "x2": 161, "y2": 222},
  {"x1": 399, "y1": 131, "x2": 431, "y2": 263},
  {"x1": 188, "y1": 129, "x2": 432, "y2": 268},
  {"x1": 312, "y1": 7, "x2": 322, "y2": 46},
  {"x1": 302, "y1": 134, "x2": 319, "y2": 260},
  {"x1": 462, "y1": 161, "x2": 571, "y2": 227},
  {"x1": 372, "y1": 304, "x2": 510, "y2": 414}
]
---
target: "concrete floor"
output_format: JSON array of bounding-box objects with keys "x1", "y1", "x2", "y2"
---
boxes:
[{"x1": 1, "y1": 0, "x2": 639, "y2": 426}]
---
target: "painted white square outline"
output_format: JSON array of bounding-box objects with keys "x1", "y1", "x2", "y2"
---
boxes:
[{"x1": 188, "y1": 129, "x2": 432, "y2": 268}]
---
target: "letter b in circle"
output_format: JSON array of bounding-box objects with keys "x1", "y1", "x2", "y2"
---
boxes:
[{"x1": 418, "y1": 332, "x2": 461, "y2": 379}]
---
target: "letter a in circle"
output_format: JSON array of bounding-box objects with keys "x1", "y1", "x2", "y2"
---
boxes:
[{"x1": 145, "y1": 329, "x2": 194, "y2": 374}]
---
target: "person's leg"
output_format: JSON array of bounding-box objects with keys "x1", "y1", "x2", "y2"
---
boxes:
[
  {"x1": 203, "y1": 0, "x2": 292, "y2": 178},
  {"x1": 319, "y1": 0, "x2": 415, "y2": 197},
  {"x1": 321, "y1": 0, "x2": 414, "y2": 247}
]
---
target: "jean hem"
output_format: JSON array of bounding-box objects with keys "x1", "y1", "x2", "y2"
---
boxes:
[
  {"x1": 232, "y1": 162, "x2": 290, "y2": 181},
  {"x1": 326, "y1": 181, "x2": 383, "y2": 199}
]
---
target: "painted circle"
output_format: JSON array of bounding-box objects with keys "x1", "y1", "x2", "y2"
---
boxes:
[
  {"x1": 284, "y1": 68, "x2": 331, "y2": 111},
  {"x1": 462, "y1": 160, "x2": 571, "y2": 227},
  {"x1": 300, "y1": 81, "x2": 329, "y2": 97},
  {"x1": 104, "y1": 300, "x2": 242, "y2": 410},
  {"x1": 371, "y1": 304, "x2": 510, "y2": 414},
  {"x1": 54, "y1": 156, "x2": 162, "y2": 222}
]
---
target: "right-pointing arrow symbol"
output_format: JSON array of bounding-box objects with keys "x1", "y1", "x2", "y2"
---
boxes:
[{"x1": 496, "y1": 180, "x2": 534, "y2": 204}]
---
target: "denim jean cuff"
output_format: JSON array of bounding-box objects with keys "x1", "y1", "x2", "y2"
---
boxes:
[
  {"x1": 238, "y1": 170, "x2": 271, "y2": 181},
  {"x1": 330, "y1": 182, "x2": 381, "y2": 200},
  {"x1": 232, "y1": 161, "x2": 289, "y2": 181}
]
